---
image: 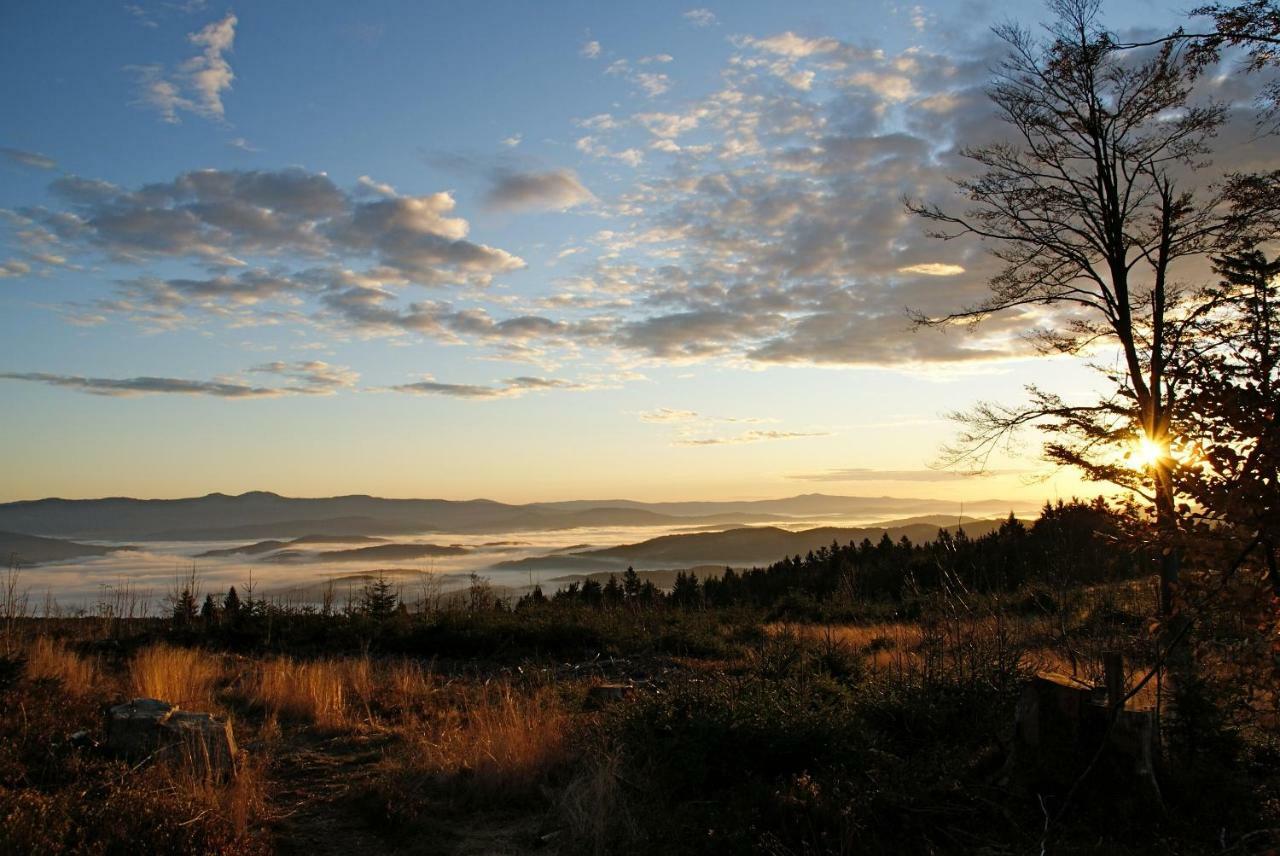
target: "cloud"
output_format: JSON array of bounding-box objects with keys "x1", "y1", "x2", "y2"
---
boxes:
[
  {"x1": 898, "y1": 263, "x2": 965, "y2": 276},
  {"x1": 638, "y1": 407, "x2": 700, "y2": 423},
  {"x1": 2, "y1": 371, "x2": 290, "y2": 399},
  {"x1": 604, "y1": 58, "x2": 673, "y2": 99},
  {"x1": 539, "y1": 32, "x2": 1049, "y2": 369},
  {"x1": 23, "y1": 166, "x2": 523, "y2": 288},
  {"x1": 355, "y1": 175, "x2": 397, "y2": 197},
  {"x1": 501, "y1": 133, "x2": 522, "y2": 148},
  {"x1": 1, "y1": 147, "x2": 57, "y2": 170},
  {"x1": 249, "y1": 360, "x2": 359, "y2": 394},
  {"x1": 674, "y1": 429, "x2": 830, "y2": 446},
  {"x1": 634, "y1": 72, "x2": 672, "y2": 97},
  {"x1": 787, "y1": 467, "x2": 1020, "y2": 482},
  {"x1": 185, "y1": 13, "x2": 237, "y2": 118},
  {"x1": 0, "y1": 260, "x2": 31, "y2": 278},
  {"x1": 130, "y1": 12, "x2": 237, "y2": 123},
  {"x1": 483, "y1": 168, "x2": 595, "y2": 213},
  {"x1": 683, "y1": 8, "x2": 716, "y2": 27},
  {"x1": 388, "y1": 375, "x2": 586, "y2": 399},
  {"x1": 581, "y1": 40, "x2": 601, "y2": 59},
  {"x1": 747, "y1": 32, "x2": 840, "y2": 58},
  {"x1": 576, "y1": 136, "x2": 644, "y2": 167}
]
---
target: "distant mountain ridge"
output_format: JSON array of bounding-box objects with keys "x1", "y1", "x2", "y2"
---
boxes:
[{"x1": 0, "y1": 491, "x2": 1031, "y2": 541}]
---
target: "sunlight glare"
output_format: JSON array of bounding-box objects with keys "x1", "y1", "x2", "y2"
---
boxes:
[{"x1": 1129, "y1": 435, "x2": 1168, "y2": 471}]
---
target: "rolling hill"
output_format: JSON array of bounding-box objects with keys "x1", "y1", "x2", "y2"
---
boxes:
[
  {"x1": 0, "y1": 530, "x2": 132, "y2": 565},
  {"x1": 494, "y1": 517, "x2": 1009, "y2": 575}
]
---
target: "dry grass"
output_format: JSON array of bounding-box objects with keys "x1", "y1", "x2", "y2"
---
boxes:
[
  {"x1": 163, "y1": 748, "x2": 264, "y2": 837},
  {"x1": 399, "y1": 682, "x2": 572, "y2": 795},
  {"x1": 239, "y1": 655, "x2": 441, "y2": 730},
  {"x1": 131, "y1": 644, "x2": 225, "y2": 709},
  {"x1": 23, "y1": 636, "x2": 99, "y2": 695},
  {"x1": 559, "y1": 748, "x2": 633, "y2": 855},
  {"x1": 382, "y1": 657, "x2": 436, "y2": 714},
  {"x1": 242, "y1": 656, "x2": 352, "y2": 729}
]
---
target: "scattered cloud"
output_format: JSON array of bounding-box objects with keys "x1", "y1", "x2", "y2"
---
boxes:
[
  {"x1": 501, "y1": 133, "x2": 523, "y2": 148},
  {"x1": 389, "y1": 375, "x2": 586, "y2": 399},
  {"x1": 603, "y1": 58, "x2": 673, "y2": 99},
  {"x1": 909, "y1": 5, "x2": 929, "y2": 32},
  {"x1": 580, "y1": 39, "x2": 601, "y2": 59},
  {"x1": 1, "y1": 371, "x2": 311, "y2": 399},
  {"x1": 898, "y1": 263, "x2": 965, "y2": 276},
  {"x1": 746, "y1": 32, "x2": 840, "y2": 58},
  {"x1": 638, "y1": 407, "x2": 700, "y2": 423},
  {"x1": 576, "y1": 136, "x2": 645, "y2": 167},
  {"x1": 228, "y1": 137, "x2": 260, "y2": 152},
  {"x1": 675, "y1": 429, "x2": 830, "y2": 446},
  {"x1": 683, "y1": 8, "x2": 716, "y2": 27},
  {"x1": 18, "y1": 166, "x2": 523, "y2": 289},
  {"x1": 787, "y1": 467, "x2": 1021, "y2": 482},
  {"x1": 0, "y1": 147, "x2": 57, "y2": 170},
  {"x1": 130, "y1": 12, "x2": 237, "y2": 123},
  {"x1": 634, "y1": 72, "x2": 672, "y2": 97},
  {"x1": 483, "y1": 168, "x2": 595, "y2": 213},
  {"x1": 249, "y1": 361, "x2": 359, "y2": 394},
  {"x1": 0, "y1": 260, "x2": 32, "y2": 278}
]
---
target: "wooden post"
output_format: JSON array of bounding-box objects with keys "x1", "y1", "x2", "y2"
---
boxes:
[{"x1": 1104, "y1": 651, "x2": 1124, "y2": 712}]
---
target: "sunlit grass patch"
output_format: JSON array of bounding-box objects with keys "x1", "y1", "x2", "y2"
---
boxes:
[
  {"x1": 130, "y1": 644, "x2": 225, "y2": 709},
  {"x1": 23, "y1": 636, "x2": 98, "y2": 695}
]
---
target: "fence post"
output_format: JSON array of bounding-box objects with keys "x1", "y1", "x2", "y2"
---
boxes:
[{"x1": 1104, "y1": 650, "x2": 1123, "y2": 712}]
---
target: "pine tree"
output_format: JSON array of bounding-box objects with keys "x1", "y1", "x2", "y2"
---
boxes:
[
  {"x1": 622, "y1": 566, "x2": 642, "y2": 602},
  {"x1": 360, "y1": 573, "x2": 400, "y2": 619},
  {"x1": 200, "y1": 593, "x2": 218, "y2": 626},
  {"x1": 173, "y1": 586, "x2": 198, "y2": 626}
]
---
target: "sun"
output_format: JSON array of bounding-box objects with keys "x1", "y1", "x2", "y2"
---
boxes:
[{"x1": 1129, "y1": 435, "x2": 1168, "y2": 471}]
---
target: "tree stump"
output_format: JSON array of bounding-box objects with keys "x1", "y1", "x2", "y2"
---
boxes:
[
  {"x1": 1004, "y1": 671, "x2": 1160, "y2": 806},
  {"x1": 105, "y1": 698, "x2": 238, "y2": 779}
]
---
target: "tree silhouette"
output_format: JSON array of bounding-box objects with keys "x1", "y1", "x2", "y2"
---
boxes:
[
  {"x1": 359, "y1": 573, "x2": 400, "y2": 619},
  {"x1": 907, "y1": 0, "x2": 1276, "y2": 615},
  {"x1": 1174, "y1": 250, "x2": 1280, "y2": 588},
  {"x1": 172, "y1": 586, "x2": 198, "y2": 626},
  {"x1": 200, "y1": 593, "x2": 218, "y2": 626},
  {"x1": 224, "y1": 585, "x2": 241, "y2": 617}
]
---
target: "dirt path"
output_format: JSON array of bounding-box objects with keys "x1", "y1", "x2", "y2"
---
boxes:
[
  {"x1": 266, "y1": 730, "x2": 550, "y2": 855},
  {"x1": 269, "y1": 731, "x2": 396, "y2": 856}
]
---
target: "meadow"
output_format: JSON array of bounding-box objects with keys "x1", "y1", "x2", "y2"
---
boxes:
[{"x1": 2, "y1": 505, "x2": 1276, "y2": 855}]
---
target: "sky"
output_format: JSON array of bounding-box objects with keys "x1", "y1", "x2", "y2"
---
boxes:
[{"x1": 0, "y1": 0, "x2": 1258, "y2": 504}]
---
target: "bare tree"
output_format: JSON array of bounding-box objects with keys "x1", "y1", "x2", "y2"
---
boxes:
[
  {"x1": 907, "y1": 0, "x2": 1275, "y2": 614},
  {"x1": 1, "y1": 555, "x2": 28, "y2": 657}
]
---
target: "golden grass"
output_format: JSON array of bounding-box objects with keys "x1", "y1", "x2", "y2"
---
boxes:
[
  {"x1": 401, "y1": 683, "x2": 571, "y2": 794},
  {"x1": 382, "y1": 658, "x2": 436, "y2": 714},
  {"x1": 131, "y1": 644, "x2": 224, "y2": 709},
  {"x1": 243, "y1": 657, "x2": 351, "y2": 729},
  {"x1": 23, "y1": 636, "x2": 99, "y2": 695},
  {"x1": 239, "y1": 655, "x2": 440, "y2": 730},
  {"x1": 151, "y1": 746, "x2": 264, "y2": 840}
]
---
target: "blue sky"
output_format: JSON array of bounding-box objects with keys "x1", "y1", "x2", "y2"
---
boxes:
[{"x1": 0, "y1": 0, "x2": 1247, "y2": 502}]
